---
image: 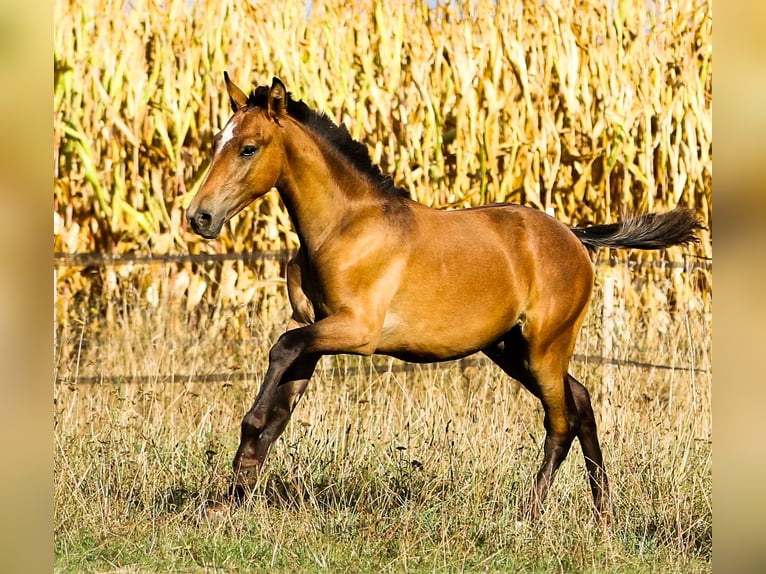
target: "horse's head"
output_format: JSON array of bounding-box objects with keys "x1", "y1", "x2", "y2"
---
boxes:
[{"x1": 186, "y1": 73, "x2": 287, "y2": 239}]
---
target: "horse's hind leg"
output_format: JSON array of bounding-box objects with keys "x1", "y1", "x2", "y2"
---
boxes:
[
  {"x1": 567, "y1": 373, "x2": 612, "y2": 519},
  {"x1": 484, "y1": 329, "x2": 575, "y2": 518},
  {"x1": 484, "y1": 324, "x2": 604, "y2": 520},
  {"x1": 524, "y1": 354, "x2": 579, "y2": 520}
]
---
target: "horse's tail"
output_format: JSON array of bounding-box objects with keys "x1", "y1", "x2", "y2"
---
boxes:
[{"x1": 570, "y1": 208, "x2": 706, "y2": 250}]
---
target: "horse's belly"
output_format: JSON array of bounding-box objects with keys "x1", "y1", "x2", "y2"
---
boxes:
[{"x1": 375, "y1": 305, "x2": 516, "y2": 362}]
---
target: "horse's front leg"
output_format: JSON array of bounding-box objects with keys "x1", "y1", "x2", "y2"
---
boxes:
[
  {"x1": 232, "y1": 352, "x2": 319, "y2": 493},
  {"x1": 233, "y1": 310, "x2": 378, "y2": 492}
]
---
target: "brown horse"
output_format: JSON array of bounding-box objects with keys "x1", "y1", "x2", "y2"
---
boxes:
[{"x1": 186, "y1": 74, "x2": 703, "y2": 520}]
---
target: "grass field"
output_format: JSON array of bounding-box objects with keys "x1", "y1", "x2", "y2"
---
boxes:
[
  {"x1": 53, "y1": 0, "x2": 712, "y2": 570},
  {"x1": 54, "y1": 265, "x2": 711, "y2": 573}
]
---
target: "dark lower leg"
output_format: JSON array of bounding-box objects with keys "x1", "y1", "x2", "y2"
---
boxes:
[
  {"x1": 567, "y1": 374, "x2": 612, "y2": 519},
  {"x1": 483, "y1": 335, "x2": 581, "y2": 520},
  {"x1": 232, "y1": 355, "x2": 318, "y2": 495},
  {"x1": 248, "y1": 333, "x2": 309, "y2": 430},
  {"x1": 524, "y1": 422, "x2": 576, "y2": 519},
  {"x1": 483, "y1": 338, "x2": 567, "y2": 518}
]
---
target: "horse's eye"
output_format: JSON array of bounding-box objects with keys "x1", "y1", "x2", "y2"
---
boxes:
[{"x1": 240, "y1": 145, "x2": 258, "y2": 158}]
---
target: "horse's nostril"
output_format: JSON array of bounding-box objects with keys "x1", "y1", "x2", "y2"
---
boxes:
[
  {"x1": 191, "y1": 211, "x2": 213, "y2": 231},
  {"x1": 197, "y1": 212, "x2": 212, "y2": 226}
]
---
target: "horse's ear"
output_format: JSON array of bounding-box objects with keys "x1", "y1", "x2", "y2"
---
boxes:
[
  {"x1": 267, "y1": 77, "x2": 287, "y2": 120},
  {"x1": 224, "y1": 71, "x2": 248, "y2": 112}
]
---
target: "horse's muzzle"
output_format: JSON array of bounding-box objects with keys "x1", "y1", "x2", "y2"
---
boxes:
[{"x1": 186, "y1": 208, "x2": 222, "y2": 239}]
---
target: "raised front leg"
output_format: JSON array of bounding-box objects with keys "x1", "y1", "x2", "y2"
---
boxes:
[
  {"x1": 232, "y1": 353, "x2": 318, "y2": 495},
  {"x1": 233, "y1": 310, "x2": 379, "y2": 493}
]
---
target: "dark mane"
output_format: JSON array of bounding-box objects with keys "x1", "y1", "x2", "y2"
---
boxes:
[{"x1": 246, "y1": 86, "x2": 408, "y2": 198}]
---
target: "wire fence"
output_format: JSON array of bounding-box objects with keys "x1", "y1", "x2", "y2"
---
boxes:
[
  {"x1": 54, "y1": 351, "x2": 710, "y2": 387},
  {"x1": 53, "y1": 249, "x2": 713, "y2": 271}
]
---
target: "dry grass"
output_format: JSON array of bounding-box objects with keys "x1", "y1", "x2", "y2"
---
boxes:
[{"x1": 54, "y1": 264, "x2": 711, "y2": 572}]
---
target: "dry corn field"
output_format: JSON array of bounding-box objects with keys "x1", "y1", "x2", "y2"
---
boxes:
[{"x1": 54, "y1": 0, "x2": 712, "y2": 572}]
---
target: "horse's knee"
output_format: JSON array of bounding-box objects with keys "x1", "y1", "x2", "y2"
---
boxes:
[
  {"x1": 242, "y1": 409, "x2": 266, "y2": 437},
  {"x1": 268, "y1": 332, "x2": 304, "y2": 365},
  {"x1": 244, "y1": 383, "x2": 302, "y2": 441}
]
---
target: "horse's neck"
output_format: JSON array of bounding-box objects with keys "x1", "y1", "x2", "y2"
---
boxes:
[{"x1": 277, "y1": 125, "x2": 377, "y2": 251}]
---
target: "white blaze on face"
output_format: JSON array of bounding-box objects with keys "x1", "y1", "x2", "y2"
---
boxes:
[{"x1": 218, "y1": 118, "x2": 237, "y2": 150}]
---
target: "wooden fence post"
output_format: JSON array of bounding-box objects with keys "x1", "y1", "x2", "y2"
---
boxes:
[{"x1": 602, "y1": 272, "x2": 615, "y2": 397}]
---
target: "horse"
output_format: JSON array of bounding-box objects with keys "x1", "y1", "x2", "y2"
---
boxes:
[{"x1": 186, "y1": 74, "x2": 704, "y2": 520}]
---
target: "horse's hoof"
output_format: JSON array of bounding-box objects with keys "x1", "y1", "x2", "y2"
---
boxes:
[
  {"x1": 200, "y1": 499, "x2": 231, "y2": 523},
  {"x1": 231, "y1": 460, "x2": 260, "y2": 493},
  {"x1": 227, "y1": 482, "x2": 250, "y2": 503},
  {"x1": 228, "y1": 468, "x2": 259, "y2": 503}
]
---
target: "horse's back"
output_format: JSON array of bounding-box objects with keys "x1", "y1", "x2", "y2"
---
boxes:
[{"x1": 408, "y1": 202, "x2": 593, "y2": 287}]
